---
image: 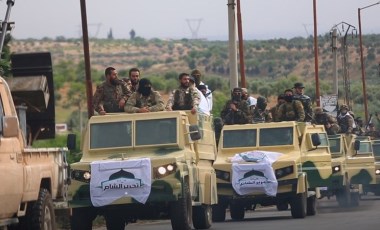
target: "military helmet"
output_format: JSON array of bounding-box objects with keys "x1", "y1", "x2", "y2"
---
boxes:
[{"x1": 314, "y1": 107, "x2": 323, "y2": 115}]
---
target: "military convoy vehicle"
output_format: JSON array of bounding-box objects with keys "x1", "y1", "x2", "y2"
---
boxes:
[
  {"x1": 68, "y1": 111, "x2": 218, "y2": 230},
  {"x1": 212, "y1": 121, "x2": 332, "y2": 221},
  {"x1": 324, "y1": 134, "x2": 375, "y2": 207},
  {"x1": 363, "y1": 139, "x2": 380, "y2": 196},
  {"x1": 0, "y1": 76, "x2": 69, "y2": 229}
]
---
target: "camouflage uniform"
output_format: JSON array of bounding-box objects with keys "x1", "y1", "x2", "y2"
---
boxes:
[
  {"x1": 124, "y1": 91, "x2": 165, "y2": 113},
  {"x1": 293, "y1": 93, "x2": 313, "y2": 122},
  {"x1": 252, "y1": 107, "x2": 272, "y2": 123},
  {"x1": 337, "y1": 114, "x2": 354, "y2": 134},
  {"x1": 165, "y1": 87, "x2": 200, "y2": 111},
  {"x1": 276, "y1": 100, "x2": 305, "y2": 122},
  {"x1": 270, "y1": 104, "x2": 282, "y2": 122},
  {"x1": 313, "y1": 107, "x2": 340, "y2": 135},
  {"x1": 220, "y1": 100, "x2": 250, "y2": 125},
  {"x1": 93, "y1": 81, "x2": 131, "y2": 113}
]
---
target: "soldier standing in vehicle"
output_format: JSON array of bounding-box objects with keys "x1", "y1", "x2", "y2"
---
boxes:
[
  {"x1": 124, "y1": 78, "x2": 165, "y2": 113},
  {"x1": 293, "y1": 82, "x2": 313, "y2": 122},
  {"x1": 252, "y1": 96, "x2": 272, "y2": 123},
  {"x1": 128, "y1": 67, "x2": 140, "y2": 92},
  {"x1": 93, "y1": 67, "x2": 131, "y2": 115},
  {"x1": 337, "y1": 104, "x2": 354, "y2": 134},
  {"x1": 276, "y1": 89, "x2": 305, "y2": 122},
  {"x1": 166, "y1": 72, "x2": 200, "y2": 114},
  {"x1": 313, "y1": 107, "x2": 340, "y2": 135},
  {"x1": 220, "y1": 87, "x2": 250, "y2": 125},
  {"x1": 191, "y1": 69, "x2": 213, "y2": 111},
  {"x1": 270, "y1": 94, "x2": 286, "y2": 121}
]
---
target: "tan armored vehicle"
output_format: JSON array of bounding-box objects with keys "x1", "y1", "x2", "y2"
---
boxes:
[
  {"x1": 68, "y1": 111, "x2": 217, "y2": 230},
  {"x1": 212, "y1": 121, "x2": 331, "y2": 221},
  {"x1": 325, "y1": 134, "x2": 375, "y2": 206},
  {"x1": 363, "y1": 139, "x2": 380, "y2": 196},
  {"x1": 0, "y1": 76, "x2": 69, "y2": 229}
]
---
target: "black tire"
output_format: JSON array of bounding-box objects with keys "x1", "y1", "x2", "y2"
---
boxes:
[
  {"x1": 170, "y1": 177, "x2": 192, "y2": 230},
  {"x1": 276, "y1": 202, "x2": 289, "y2": 211},
  {"x1": 70, "y1": 207, "x2": 98, "y2": 230},
  {"x1": 192, "y1": 205, "x2": 212, "y2": 229},
  {"x1": 306, "y1": 195, "x2": 317, "y2": 216},
  {"x1": 290, "y1": 191, "x2": 307, "y2": 218},
  {"x1": 30, "y1": 188, "x2": 56, "y2": 230},
  {"x1": 212, "y1": 203, "x2": 226, "y2": 222},
  {"x1": 104, "y1": 209, "x2": 127, "y2": 230},
  {"x1": 336, "y1": 178, "x2": 351, "y2": 208},
  {"x1": 350, "y1": 192, "x2": 360, "y2": 207},
  {"x1": 230, "y1": 202, "x2": 245, "y2": 220}
]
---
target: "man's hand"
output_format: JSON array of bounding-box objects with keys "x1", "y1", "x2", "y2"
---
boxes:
[
  {"x1": 138, "y1": 107, "x2": 150, "y2": 113},
  {"x1": 99, "y1": 110, "x2": 106, "y2": 115},
  {"x1": 229, "y1": 103, "x2": 237, "y2": 111},
  {"x1": 191, "y1": 107, "x2": 197, "y2": 114},
  {"x1": 119, "y1": 98, "x2": 126, "y2": 109}
]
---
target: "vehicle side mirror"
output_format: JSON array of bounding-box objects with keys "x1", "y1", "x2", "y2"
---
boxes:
[
  {"x1": 67, "y1": 133, "x2": 76, "y2": 150},
  {"x1": 311, "y1": 133, "x2": 321, "y2": 147},
  {"x1": 2, "y1": 116, "x2": 19, "y2": 137},
  {"x1": 189, "y1": 125, "x2": 202, "y2": 141},
  {"x1": 354, "y1": 140, "x2": 360, "y2": 151}
]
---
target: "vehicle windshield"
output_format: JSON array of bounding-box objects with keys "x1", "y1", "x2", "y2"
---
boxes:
[
  {"x1": 223, "y1": 129, "x2": 257, "y2": 148},
  {"x1": 259, "y1": 127, "x2": 293, "y2": 146},
  {"x1": 90, "y1": 121, "x2": 132, "y2": 149},
  {"x1": 136, "y1": 118, "x2": 177, "y2": 146},
  {"x1": 372, "y1": 143, "x2": 380, "y2": 158},
  {"x1": 328, "y1": 137, "x2": 341, "y2": 154},
  {"x1": 317, "y1": 133, "x2": 329, "y2": 147},
  {"x1": 357, "y1": 141, "x2": 373, "y2": 154}
]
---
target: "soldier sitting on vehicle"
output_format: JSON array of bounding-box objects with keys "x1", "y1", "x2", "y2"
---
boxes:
[
  {"x1": 252, "y1": 96, "x2": 272, "y2": 123},
  {"x1": 337, "y1": 104, "x2": 354, "y2": 134},
  {"x1": 293, "y1": 82, "x2": 313, "y2": 122},
  {"x1": 275, "y1": 89, "x2": 305, "y2": 122},
  {"x1": 270, "y1": 94, "x2": 286, "y2": 122},
  {"x1": 313, "y1": 107, "x2": 340, "y2": 135},
  {"x1": 124, "y1": 78, "x2": 165, "y2": 113},
  {"x1": 220, "y1": 87, "x2": 250, "y2": 125}
]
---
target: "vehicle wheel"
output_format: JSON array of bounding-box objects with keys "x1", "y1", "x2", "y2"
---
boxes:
[
  {"x1": 276, "y1": 202, "x2": 288, "y2": 211},
  {"x1": 192, "y1": 205, "x2": 212, "y2": 229},
  {"x1": 212, "y1": 203, "x2": 226, "y2": 222},
  {"x1": 30, "y1": 188, "x2": 56, "y2": 230},
  {"x1": 350, "y1": 192, "x2": 360, "y2": 207},
  {"x1": 336, "y1": 179, "x2": 350, "y2": 208},
  {"x1": 374, "y1": 190, "x2": 380, "y2": 196},
  {"x1": 290, "y1": 191, "x2": 307, "y2": 218},
  {"x1": 71, "y1": 207, "x2": 98, "y2": 230},
  {"x1": 230, "y1": 202, "x2": 245, "y2": 220},
  {"x1": 306, "y1": 195, "x2": 317, "y2": 216},
  {"x1": 170, "y1": 177, "x2": 192, "y2": 230}
]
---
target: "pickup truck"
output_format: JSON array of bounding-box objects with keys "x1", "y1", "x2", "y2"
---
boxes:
[
  {"x1": 212, "y1": 121, "x2": 330, "y2": 221},
  {"x1": 68, "y1": 111, "x2": 218, "y2": 230},
  {"x1": 0, "y1": 76, "x2": 69, "y2": 229}
]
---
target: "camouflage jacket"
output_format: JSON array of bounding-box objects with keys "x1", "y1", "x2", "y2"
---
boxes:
[
  {"x1": 337, "y1": 113, "x2": 354, "y2": 133},
  {"x1": 252, "y1": 108, "x2": 272, "y2": 123},
  {"x1": 124, "y1": 90, "x2": 165, "y2": 113},
  {"x1": 276, "y1": 100, "x2": 305, "y2": 122},
  {"x1": 165, "y1": 86, "x2": 200, "y2": 111},
  {"x1": 93, "y1": 81, "x2": 131, "y2": 113},
  {"x1": 220, "y1": 100, "x2": 250, "y2": 125},
  {"x1": 270, "y1": 104, "x2": 282, "y2": 122},
  {"x1": 293, "y1": 93, "x2": 313, "y2": 121}
]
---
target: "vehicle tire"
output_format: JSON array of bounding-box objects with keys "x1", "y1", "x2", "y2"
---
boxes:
[
  {"x1": 290, "y1": 191, "x2": 307, "y2": 218},
  {"x1": 170, "y1": 177, "x2": 192, "y2": 230},
  {"x1": 30, "y1": 188, "x2": 56, "y2": 230},
  {"x1": 306, "y1": 195, "x2": 317, "y2": 216},
  {"x1": 192, "y1": 205, "x2": 212, "y2": 229},
  {"x1": 104, "y1": 209, "x2": 127, "y2": 230},
  {"x1": 276, "y1": 202, "x2": 288, "y2": 211},
  {"x1": 336, "y1": 178, "x2": 350, "y2": 208},
  {"x1": 374, "y1": 190, "x2": 380, "y2": 196},
  {"x1": 71, "y1": 207, "x2": 98, "y2": 230},
  {"x1": 211, "y1": 203, "x2": 226, "y2": 222},
  {"x1": 229, "y1": 202, "x2": 245, "y2": 220},
  {"x1": 350, "y1": 192, "x2": 360, "y2": 207}
]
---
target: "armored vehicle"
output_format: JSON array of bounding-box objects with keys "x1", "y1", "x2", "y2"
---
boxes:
[
  {"x1": 363, "y1": 139, "x2": 380, "y2": 196},
  {"x1": 68, "y1": 111, "x2": 217, "y2": 230},
  {"x1": 212, "y1": 121, "x2": 331, "y2": 221}
]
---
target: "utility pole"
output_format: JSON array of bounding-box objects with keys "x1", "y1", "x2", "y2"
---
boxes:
[
  {"x1": 0, "y1": 0, "x2": 15, "y2": 59},
  {"x1": 227, "y1": 0, "x2": 238, "y2": 89},
  {"x1": 331, "y1": 28, "x2": 338, "y2": 95},
  {"x1": 237, "y1": 0, "x2": 246, "y2": 88},
  {"x1": 313, "y1": 0, "x2": 320, "y2": 106}
]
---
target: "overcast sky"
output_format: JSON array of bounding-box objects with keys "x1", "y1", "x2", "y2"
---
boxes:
[{"x1": 1, "y1": 0, "x2": 380, "y2": 40}]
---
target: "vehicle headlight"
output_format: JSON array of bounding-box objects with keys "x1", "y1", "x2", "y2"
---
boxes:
[
  {"x1": 154, "y1": 163, "x2": 177, "y2": 179},
  {"x1": 215, "y1": 169, "x2": 230, "y2": 181},
  {"x1": 71, "y1": 170, "x2": 91, "y2": 183},
  {"x1": 275, "y1": 166, "x2": 294, "y2": 179},
  {"x1": 376, "y1": 169, "x2": 380, "y2": 175},
  {"x1": 332, "y1": 165, "x2": 341, "y2": 173}
]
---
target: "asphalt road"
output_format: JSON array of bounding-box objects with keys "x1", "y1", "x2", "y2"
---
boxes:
[{"x1": 92, "y1": 194, "x2": 380, "y2": 230}]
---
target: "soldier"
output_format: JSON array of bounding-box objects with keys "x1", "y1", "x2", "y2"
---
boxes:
[
  {"x1": 276, "y1": 89, "x2": 305, "y2": 122},
  {"x1": 293, "y1": 82, "x2": 313, "y2": 122},
  {"x1": 313, "y1": 107, "x2": 340, "y2": 135},
  {"x1": 252, "y1": 96, "x2": 272, "y2": 123},
  {"x1": 93, "y1": 67, "x2": 131, "y2": 115},
  {"x1": 124, "y1": 78, "x2": 165, "y2": 113},
  {"x1": 241, "y1": 88, "x2": 257, "y2": 121},
  {"x1": 220, "y1": 87, "x2": 250, "y2": 125},
  {"x1": 337, "y1": 104, "x2": 354, "y2": 134},
  {"x1": 270, "y1": 94, "x2": 286, "y2": 122},
  {"x1": 128, "y1": 67, "x2": 140, "y2": 93},
  {"x1": 191, "y1": 69, "x2": 213, "y2": 111},
  {"x1": 166, "y1": 73, "x2": 200, "y2": 114}
]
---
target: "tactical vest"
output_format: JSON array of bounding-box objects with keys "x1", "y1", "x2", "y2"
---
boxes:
[
  {"x1": 172, "y1": 89, "x2": 193, "y2": 110},
  {"x1": 103, "y1": 84, "x2": 124, "y2": 112},
  {"x1": 315, "y1": 114, "x2": 328, "y2": 125},
  {"x1": 282, "y1": 101, "x2": 299, "y2": 121},
  {"x1": 337, "y1": 115, "x2": 349, "y2": 133}
]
